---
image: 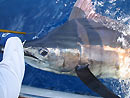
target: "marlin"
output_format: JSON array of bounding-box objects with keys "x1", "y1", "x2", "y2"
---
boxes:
[{"x1": 24, "y1": 0, "x2": 130, "y2": 79}]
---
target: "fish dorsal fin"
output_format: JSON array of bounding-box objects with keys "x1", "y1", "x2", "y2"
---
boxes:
[
  {"x1": 24, "y1": 18, "x2": 122, "y2": 49},
  {"x1": 24, "y1": 20, "x2": 82, "y2": 49},
  {"x1": 69, "y1": 0, "x2": 95, "y2": 20},
  {"x1": 42, "y1": 20, "x2": 82, "y2": 49}
]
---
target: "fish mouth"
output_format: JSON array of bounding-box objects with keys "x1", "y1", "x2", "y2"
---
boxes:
[{"x1": 24, "y1": 51, "x2": 39, "y2": 60}]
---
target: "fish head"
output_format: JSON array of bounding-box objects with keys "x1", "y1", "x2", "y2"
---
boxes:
[{"x1": 24, "y1": 46, "x2": 80, "y2": 74}]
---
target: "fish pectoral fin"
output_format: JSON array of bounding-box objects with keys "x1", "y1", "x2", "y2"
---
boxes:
[{"x1": 75, "y1": 65, "x2": 120, "y2": 98}]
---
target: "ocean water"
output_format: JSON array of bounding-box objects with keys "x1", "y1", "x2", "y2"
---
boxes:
[{"x1": 0, "y1": 0, "x2": 130, "y2": 98}]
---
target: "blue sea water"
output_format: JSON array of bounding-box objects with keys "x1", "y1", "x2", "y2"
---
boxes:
[{"x1": 0, "y1": 0, "x2": 130, "y2": 98}]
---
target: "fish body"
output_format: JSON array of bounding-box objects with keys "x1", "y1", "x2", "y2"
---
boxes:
[{"x1": 24, "y1": 18, "x2": 130, "y2": 79}]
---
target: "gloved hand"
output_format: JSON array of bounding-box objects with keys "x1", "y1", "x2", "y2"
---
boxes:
[{"x1": 0, "y1": 33, "x2": 25, "y2": 47}]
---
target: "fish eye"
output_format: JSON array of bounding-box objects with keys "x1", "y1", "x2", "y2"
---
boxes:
[
  {"x1": 39, "y1": 49, "x2": 48, "y2": 56},
  {"x1": 41, "y1": 50, "x2": 48, "y2": 56}
]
